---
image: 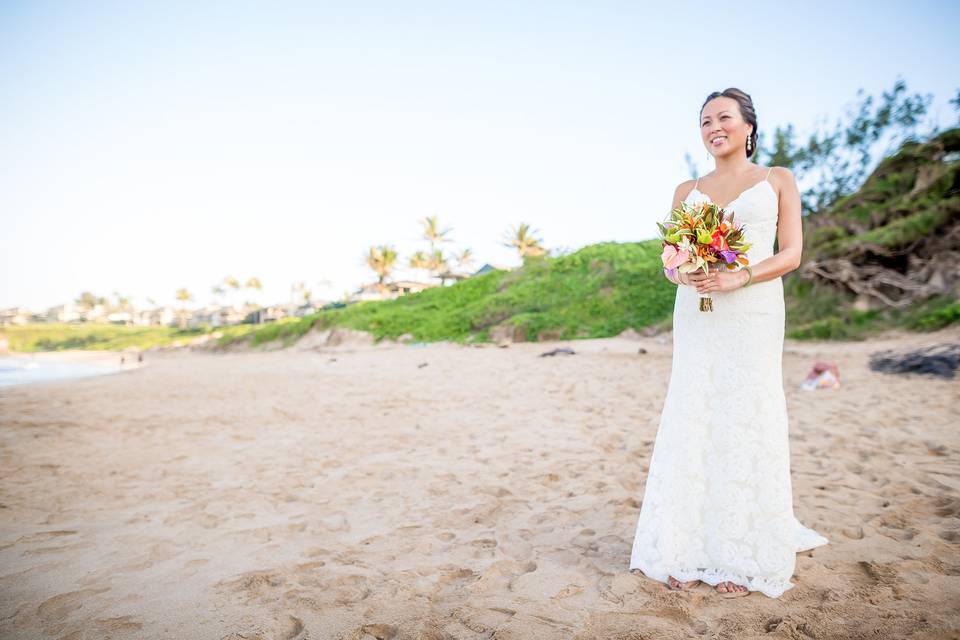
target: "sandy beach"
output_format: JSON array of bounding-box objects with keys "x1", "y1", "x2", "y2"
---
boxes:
[{"x1": 1, "y1": 327, "x2": 958, "y2": 639}]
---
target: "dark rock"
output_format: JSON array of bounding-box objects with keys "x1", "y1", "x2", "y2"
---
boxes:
[
  {"x1": 868, "y1": 342, "x2": 960, "y2": 379},
  {"x1": 539, "y1": 347, "x2": 576, "y2": 357}
]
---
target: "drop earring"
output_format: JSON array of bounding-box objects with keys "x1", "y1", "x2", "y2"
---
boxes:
[{"x1": 746, "y1": 136, "x2": 752, "y2": 152}]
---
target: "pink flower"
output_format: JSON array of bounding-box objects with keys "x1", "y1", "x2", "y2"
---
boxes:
[{"x1": 661, "y1": 244, "x2": 690, "y2": 269}]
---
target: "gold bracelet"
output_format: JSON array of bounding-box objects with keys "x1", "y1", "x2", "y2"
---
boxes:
[{"x1": 742, "y1": 265, "x2": 754, "y2": 287}]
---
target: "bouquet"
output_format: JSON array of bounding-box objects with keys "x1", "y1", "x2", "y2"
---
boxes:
[{"x1": 657, "y1": 200, "x2": 752, "y2": 312}]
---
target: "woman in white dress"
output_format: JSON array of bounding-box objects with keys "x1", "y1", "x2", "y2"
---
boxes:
[{"x1": 629, "y1": 88, "x2": 829, "y2": 598}]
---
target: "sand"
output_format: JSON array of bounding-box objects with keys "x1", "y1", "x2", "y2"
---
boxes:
[{"x1": 1, "y1": 326, "x2": 958, "y2": 639}]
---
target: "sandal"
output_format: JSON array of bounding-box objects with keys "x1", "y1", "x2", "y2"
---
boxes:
[
  {"x1": 716, "y1": 582, "x2": 751, "y2": 598},
  {"x1": 667, "y1": 577, "x2": 702, "y2": 590}
]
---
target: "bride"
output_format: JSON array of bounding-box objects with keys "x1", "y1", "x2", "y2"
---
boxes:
[{"x1": 629, "y1": 88, "x2": 829, "y2": 598}]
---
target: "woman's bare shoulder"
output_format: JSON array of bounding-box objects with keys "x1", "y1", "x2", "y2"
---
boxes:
[
  {"x1": 766, "y1": 165, "x2": 795, "y2": 183},
  {"x1": 765, "y1": 165, "x2": 797, "y2": 197},
  {"x1": 673, "y1": 178, "x2": 699, "y2": 201},
  {"x1": 665, "y1": 179, "x2": 699, "y2": 213}
]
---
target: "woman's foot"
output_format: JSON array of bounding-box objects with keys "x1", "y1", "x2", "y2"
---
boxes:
[
  {"x1": 715, "y1": 580, "x2": 749, "y2": 596},
  {"x1": 667, "y1": 575, "x2": 701, "y2": 590}
]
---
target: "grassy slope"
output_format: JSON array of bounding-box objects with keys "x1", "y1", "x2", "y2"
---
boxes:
[
  {"x1": 228, "y1": 239, "x2": 678, "y2": 348},
  {"x1": 782, "y1": 126, "x2": 960, "y2": 339},
  {"x1": 0, "y1": 323, "x2": 215, "y2": 352}
]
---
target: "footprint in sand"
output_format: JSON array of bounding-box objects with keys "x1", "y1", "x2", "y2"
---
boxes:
[
  {"x1": 37, "y1": 587, "x2": 110, "y2": 623},
  {"x1": 470, "y1": 537, "x2": 498, "y2": 549},
  {"x1": 331, "y1": 574, "x2": 372, "y2": 604},
  {"x1": 275, "y1": 614, "x2": 305, "y2": 640},
  {"x1": 17, "y1": 530, "x2": 78, "y2": 544},
  {"x1": 227, "y1": 614, "x2": 306, "y2": 640},
  {"x1": 357, "y1": 623, "x2": 399, "y2": 639},
  {"x1": 841, "y1": 525, "x2": 865, "y2": 539},
  {"x1": 854, "y1": 560, "x2": 900, "y2": 588},
  {"x1": 452, "y1": 606, "x2": 516, "y2": 634},
  {"x1": 95, "y1": 615, "x2": 144, "y2": 633},
  {"x1": 932, "y1": 495, "x2": 960, "y2": 518},
  {"x1": 470, "y1": 559, "x2": 537, "y2": 594},
  {"x1": 429, "y1": 567, "x2": 480, "y2": 602},
  {"x1": 937, "y1": 528, "x2": 960, "y2": 542}
]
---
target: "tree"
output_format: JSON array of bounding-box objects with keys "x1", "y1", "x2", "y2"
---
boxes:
[
  {"x1": 364, "y1": 245, "x2": 398, "y2": 293},
  {"x1": 428, "y1": 248, "x2": 452, "y2": 285},
  {"x1": 416, "y1": 215, "x2": 458, "y2": 283},
  {"x1": 501, "y1": 222, "x2": 546, "y2": 262},
  {"x1": 174, "y1": 288, "x2": 193, "y2": 329},
  {"x1": 749, "y1": 77, "x2": 936, "y2": 214},
  {"x1": 453, "y1": 247, "x2": 475, "y2": 272},
  {"x1": 420, "y1": 215, "x2": 453, "y2": 252},
  {"x1": 244, "y1": 277, "x2": 263, "y2": 309},
  {"x1": 111, "y1": 291, "x2": 133, "y2": 313},
  {"x1": 74, "y1": 291, "x2": 106, "y2": 311},
  {"x1": 408, "y1": 250, "x2": 431, "y2": 281}
]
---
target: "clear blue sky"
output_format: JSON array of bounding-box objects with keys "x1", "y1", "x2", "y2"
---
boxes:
[{"x1": 2, "y1": 0, "x2": 958, "y2": 310}]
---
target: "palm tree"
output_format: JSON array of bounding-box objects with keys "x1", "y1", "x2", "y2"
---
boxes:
[
  {"x1": 501, "y1": 222, "x2": 547, "y2": 262},
  {"x1": 244, "y1": 277, "x2": 263, "y2": 309},
  {"x1": 420, "y1": 215, "x2": 453, "y2": 253},
  {"x1": 408, "y1": 250, "x2": 431, "y2": 281},
  {"x1": 364, "y1": 245, "x2": 398, "y2": 294},
  {"x1": 245, "y1": 277, "x2": 262, "y2": 290},
  {"x1": 174, "y1": 288, "x2": 193, "y2": 329},
  {"x1": 74, "y1": 291, "x2": 100, "y2": 311},
  {"x1": 429, "y1": 248, "x2": 452, "y2": 285},
  {"x1": 453, "y1": 247, "x2": 475, "y2": 273},
  {"x1": 110, "y1": 291, "x2": 134, "y2": 314},
  {"x1": 290, "y1": 280, "x2": 308, "y2": 307},
  {"x1": 223, "y1": 276, "x2": 241, "y2": 309}
]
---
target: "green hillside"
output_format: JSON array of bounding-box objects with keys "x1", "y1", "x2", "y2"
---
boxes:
[
  {"x1": 223, "y1": 240, "x2": 677, "y2": 348},
  {"x1": 783, "y1": 126, "x2": 960, "y2": 339},
  {"x1": 0, "y1": 323, "x2": 215, "y2": 352}
]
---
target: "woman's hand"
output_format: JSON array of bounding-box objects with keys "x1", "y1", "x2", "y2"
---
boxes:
[{"x1": 687, "y1": 263, "x2": 747, "y2": 293}]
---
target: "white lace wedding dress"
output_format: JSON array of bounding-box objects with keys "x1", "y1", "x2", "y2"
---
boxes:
[{"x1": 629, "y1": 167, "x2": 829, "y2": 598}]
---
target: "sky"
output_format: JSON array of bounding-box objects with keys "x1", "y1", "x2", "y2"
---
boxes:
[{"x1": 2, "y1": 0, "x2": 958, "y2": 311}]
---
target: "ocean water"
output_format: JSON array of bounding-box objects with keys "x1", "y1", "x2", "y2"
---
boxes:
[{"x1": 0, "y1": 356, "x2": 122, "y2": 387}]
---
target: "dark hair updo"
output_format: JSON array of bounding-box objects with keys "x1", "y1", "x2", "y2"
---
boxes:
[{"x1": 700, "y1": 88, "x2": 758, "y2": 159}]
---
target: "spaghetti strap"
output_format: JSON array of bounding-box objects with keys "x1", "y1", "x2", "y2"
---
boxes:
[
  {"x1": 765, "y1": 166, "x2": 773, "y2": 181},
  {"x1": 694, "y1": 176, "x2": 700, "y2": 190}
]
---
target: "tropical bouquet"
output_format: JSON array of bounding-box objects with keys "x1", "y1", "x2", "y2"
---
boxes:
[{"x1": 657, "y1": 200, "x2": 753, "y2": 312}]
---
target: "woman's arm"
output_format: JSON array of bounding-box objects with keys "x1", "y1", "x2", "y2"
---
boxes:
[{"x1": 740, "y1": 167, "x2": 804, "y2": 284}]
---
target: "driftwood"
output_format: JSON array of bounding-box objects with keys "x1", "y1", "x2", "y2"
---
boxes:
[
  {"x1": 800, "y1": 248, "x2": 960, "y2": 308},
  {"x1": 797, "y1": 127, "x2": 960, "y2": 310}
]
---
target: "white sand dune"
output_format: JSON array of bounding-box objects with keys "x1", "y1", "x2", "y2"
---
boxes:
[{"x1": 0, "y1": 325, "x2": 958, "y2": 639}]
